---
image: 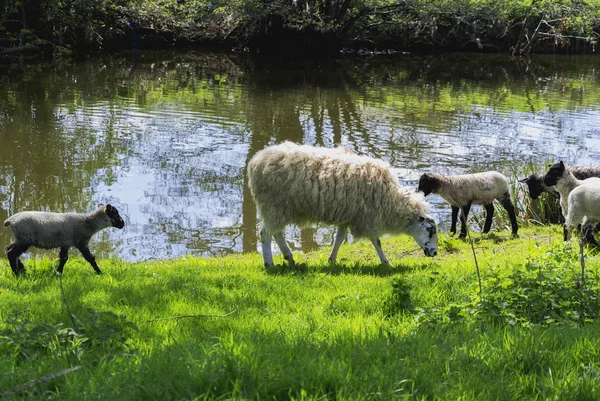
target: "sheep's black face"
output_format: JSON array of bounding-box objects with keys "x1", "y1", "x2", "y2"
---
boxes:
[
  {"x1": 543, "y1": 161, "x2": 566, "y2": 187},
  {"x1": 105, "y1": 204, "x2": 125, "y2": 229},
  {"x1": 417, "y1": 173, "x2": 440, "y2": 197},
  {"x1": 519, "y1": 174, "x2": 545, "y2": 200}
]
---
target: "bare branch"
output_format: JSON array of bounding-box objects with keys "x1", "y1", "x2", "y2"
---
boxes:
[
  {"x1": 147, "y1": 305, "x2": 239, "y2": 322},
  {"x1": 0, "y1": 366, "x2": 81, "y2": 397}
]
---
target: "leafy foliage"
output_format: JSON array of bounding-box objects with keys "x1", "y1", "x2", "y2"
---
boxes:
[
  {"x1": 0, "y1": 309, "x2": 138, "y2": 363},
  {"x1": 409, "y1": 242, "x2": 600, "y2": 328}
]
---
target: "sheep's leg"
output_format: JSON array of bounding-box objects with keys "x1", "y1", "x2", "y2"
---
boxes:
[
  {"x1": 328, "y1": 226, "x2": 347, "y2": 263},
  {"x1": 273, "y1": 232, "x2": 295, "y2": 265},
  {"x1": 370, "y1": 238, "x2": 390, "y2": 266},
  {"x1": 501, "y1": 198, "x2": 519, "y2": 237},
  {"x1": 582, "y1": 220, "x2": 599, "y2": 248},
  {"x1": 6, "y1": 243, "x2": 28, "y2": 276},
  {"x1": 450, "y1": 206, "x2": 459, "y2": 235},
  {"x1": 459, "y1": 202, "x2": 472, "y2": 238},
  {"x1": 260, "y1": 229, "x2": 274, "y2": 268},
  {"x1": 77, "y1": 245, "x2": 102, "y2": 274},
  {"x1": 483, "y1": 204, "x2": 495, "y2": 233},
  {"x1": 56, "y1": 246, "x2": 69, "y2": 276}
]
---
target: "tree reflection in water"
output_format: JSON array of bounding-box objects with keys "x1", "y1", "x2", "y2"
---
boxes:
[{"x1": 1, "y1": 52, "x2": 600, "y2": 261}]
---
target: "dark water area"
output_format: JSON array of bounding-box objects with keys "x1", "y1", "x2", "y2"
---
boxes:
[{"x1": 1, "y1": 51, "x2": 599, "y2": 262}]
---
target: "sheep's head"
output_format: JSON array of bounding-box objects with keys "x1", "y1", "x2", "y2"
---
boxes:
[
  {"x1": 406, "y1": 214, "x2": 438, "y2": 257},
  {"x1": 99, "y1": 204, "x2": 125, "y2": 229},
  {"x1": 519, "y1": 173, "x2": 545, "y2": 200},
  {"x1": 417, "y1": 173, "x2": 441, "y2": 196},
  {"x1": 543, "y1": 161, "x2": 566, "y2": 187}
]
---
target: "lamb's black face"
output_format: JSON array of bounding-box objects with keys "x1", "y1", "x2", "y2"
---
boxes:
[
  {"x1": 417, "y1": 173, "x2": 440, "y2": 197},
  {"x1": 543, "y1": 161, "x2": 565, "y2": 187},
  {"x1": 519, "y1": 174, "x2": 545, "y2": 200},
  {"x1": 105, "y1": 204, "x2": 125, "y2": 229}
]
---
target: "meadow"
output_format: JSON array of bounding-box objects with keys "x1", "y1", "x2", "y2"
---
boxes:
[{"x1": 2, "y1": 225, "x2": 600, "y2": 400}]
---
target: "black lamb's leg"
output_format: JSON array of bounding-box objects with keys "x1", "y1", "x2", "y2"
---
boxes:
[
  {"x1": 501, "y1": 198, "x2": 519, "y2": 237},
  {"x1": 582, "y1": 221, "x2": 599, "y2": 249},
  {"x1": 6, "y1": 243, "x2": 28, "y2": 276},
  {"x1": 56, "y1": 246, "x2": 69, "y2": 276},
  {"x1": 77, "y1": 245, "x2": 102, "y2": 274},
  {"x1": 483, "y1": 204, "x2": 495, "y2": 234},
  {"x1": 450, "y1": 206, "x2": 459, "y2": 235},
  {"x1": 459, "y1": 202, "x2": 472, "y2": 238}
]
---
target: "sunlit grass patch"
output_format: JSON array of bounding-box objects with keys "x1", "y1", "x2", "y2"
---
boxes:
[{"x1": 2, "y1": 226, "x2": 600, "y2": 400}]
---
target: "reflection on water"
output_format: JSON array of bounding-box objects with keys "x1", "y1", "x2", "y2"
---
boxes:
[{"x1": 1, "y1": 51, "x2": 599, "y2": 261}]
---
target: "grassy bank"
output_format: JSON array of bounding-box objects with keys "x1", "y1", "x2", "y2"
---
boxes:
[
  {"x1": 2, "y1": 0, "x2": 600, "y2": 62},
  {"x1": 2, "y1": 226, "x2": 600, "y2": 400}
]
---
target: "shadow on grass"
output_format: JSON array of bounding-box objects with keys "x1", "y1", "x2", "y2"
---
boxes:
[{"x1": 264, "y1": 261, "x2": 419, "y2": 277}]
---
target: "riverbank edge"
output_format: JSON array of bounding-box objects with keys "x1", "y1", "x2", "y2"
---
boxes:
[{"x1": 2, "y1": 1, "x2": 599, "y2": 66}]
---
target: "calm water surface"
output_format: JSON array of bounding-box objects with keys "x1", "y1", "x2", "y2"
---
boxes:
[{"x1": 1, "y1": 51, "x2": 599, "y2": 261}]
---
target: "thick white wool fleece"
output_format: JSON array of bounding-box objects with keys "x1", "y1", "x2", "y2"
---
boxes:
[{"x1": 248, "y1": 142, "x2": 429, "y2": 238}]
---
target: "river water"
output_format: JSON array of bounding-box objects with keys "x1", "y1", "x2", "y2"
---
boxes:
[{"x1": 1, "y1": 51, "x2": 599, "y2": 262}]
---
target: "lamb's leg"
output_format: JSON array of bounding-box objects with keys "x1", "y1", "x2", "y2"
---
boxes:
[
  {"x1": 450, "y1": 206, "x2": 459, "y2": 235},
  {"x1": 500, "y1": 198, "x2": 519, "y2": 237},
  {"x1": 260, "y1": 229, "x2": 274, "y2": 268},
  {"x1": 273, "y1": 232, "x2": 295, "y2": 265},
  {"x1": 483, "y1": 204, "x2": 495, "y2": 233},
  {"x1": 582, "y1": 220, "x2": 599, "y2": 248},
  {"x1": 77, "y1": 245, "x2": 102, "y2": 274},
  {"x1": 565, "y1": 209, "x2": 582, "y2": 242},
  {"x1": 459, "y1": 202, "x2": 472, "y2": 238},
  {"x1": 56, "y1": 246, "x2": 69, "y2": 276},
  {"x1": 370, "y1": 238, "x2": 390, "y2": 266},
  {"x1": 328, "y1": 226, "x2": 347, "y2": 263},
  {"x1": 6, "y1": 243, "x2": 28, "y2": 276}
]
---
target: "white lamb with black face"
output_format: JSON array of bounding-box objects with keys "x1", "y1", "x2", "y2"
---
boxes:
[
  {"x1": 520, "y1": 165, "x2": 600, "y2": 201},
  {"x1": 4, "y1": 204, "x2": 125, "y2": 276},
  {"x1": 543, "y1": 161, "x2": 600, "y2": 244},
  {"x1": 565, "y1": 179, "x2": 600, "y2": 243},
  {"x1": 417, "y1": 171, "x2": 518, "y2": 238},
  {"x1": 247, "y1": 142, "x2": 438, "y2": 268}
]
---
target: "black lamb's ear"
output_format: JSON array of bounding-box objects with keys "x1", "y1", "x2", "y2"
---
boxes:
[
  {"x1": 518, "y1": 177, "x2": 529, "y2": 183},
  {"x1": 559, "y1": 161, "x2": 565, "y2": 168},
  {"x1": 105, "y1": 204, "x2": 113, "y2": 213}
]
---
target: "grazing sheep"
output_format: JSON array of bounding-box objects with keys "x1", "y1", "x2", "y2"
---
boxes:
[
  {"x1": 417, "y1": 171, "x2": 518, "y2": 238},
  {"x1": 4, "y1": 204, "x2": 125, "y2": 276},
  {"x1": 565, "y1": 179, "x2": 600, "y2": 242},
  {"x1": 247, "y1": 142, "x2": 438, "y2": 267},
  {"x1": 520, "y1": 166, "x2": 600, "y2": 200},
  {"x1": 543, "y1": 161, "x2": 600, "y2": 244}
]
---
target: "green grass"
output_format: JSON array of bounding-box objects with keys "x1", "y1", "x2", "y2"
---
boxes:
[{"x1": 2, "y1": 226, "x2": 600, "y2": 400}]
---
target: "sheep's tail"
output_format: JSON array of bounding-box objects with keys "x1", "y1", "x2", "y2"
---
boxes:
[{"x1": 3, "y1": 219, "x2": 10, "y2": 227}]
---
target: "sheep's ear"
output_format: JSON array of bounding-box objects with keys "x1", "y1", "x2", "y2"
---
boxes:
[
  {"x1": 518, "y1": 177, "x2": 529, "y2": 183},
  {"x1": 105, "y1": 204, "x2": 113, "y2": 213},
  {"x1": 559, "y1": 161, "x2": 565, "y2": 168},
  {"x1": 98, "y1": 204, "x2": 105, "y2": 210}
]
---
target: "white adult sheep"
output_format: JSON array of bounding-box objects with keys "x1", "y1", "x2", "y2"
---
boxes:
[
  {"x1": 417, "y1": 171, "x2": 518, "y2": 238},
  {"x1": 543, "y1": 161, "x2": 600, "y2": 244},
  {"x1": 565, "y1": 179, "x2": 600, "y2": 242},
  {"x1": 247, "y1": 142, "x2": 438, "y2": 267},
  {"x1": 4, "y1": 204, "x2": 125, "y2": 276}
]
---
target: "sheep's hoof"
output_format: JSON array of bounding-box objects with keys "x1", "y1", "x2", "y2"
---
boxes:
[{"x1": 511, "y1": 233, "x2": 520, "y2": 239}]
